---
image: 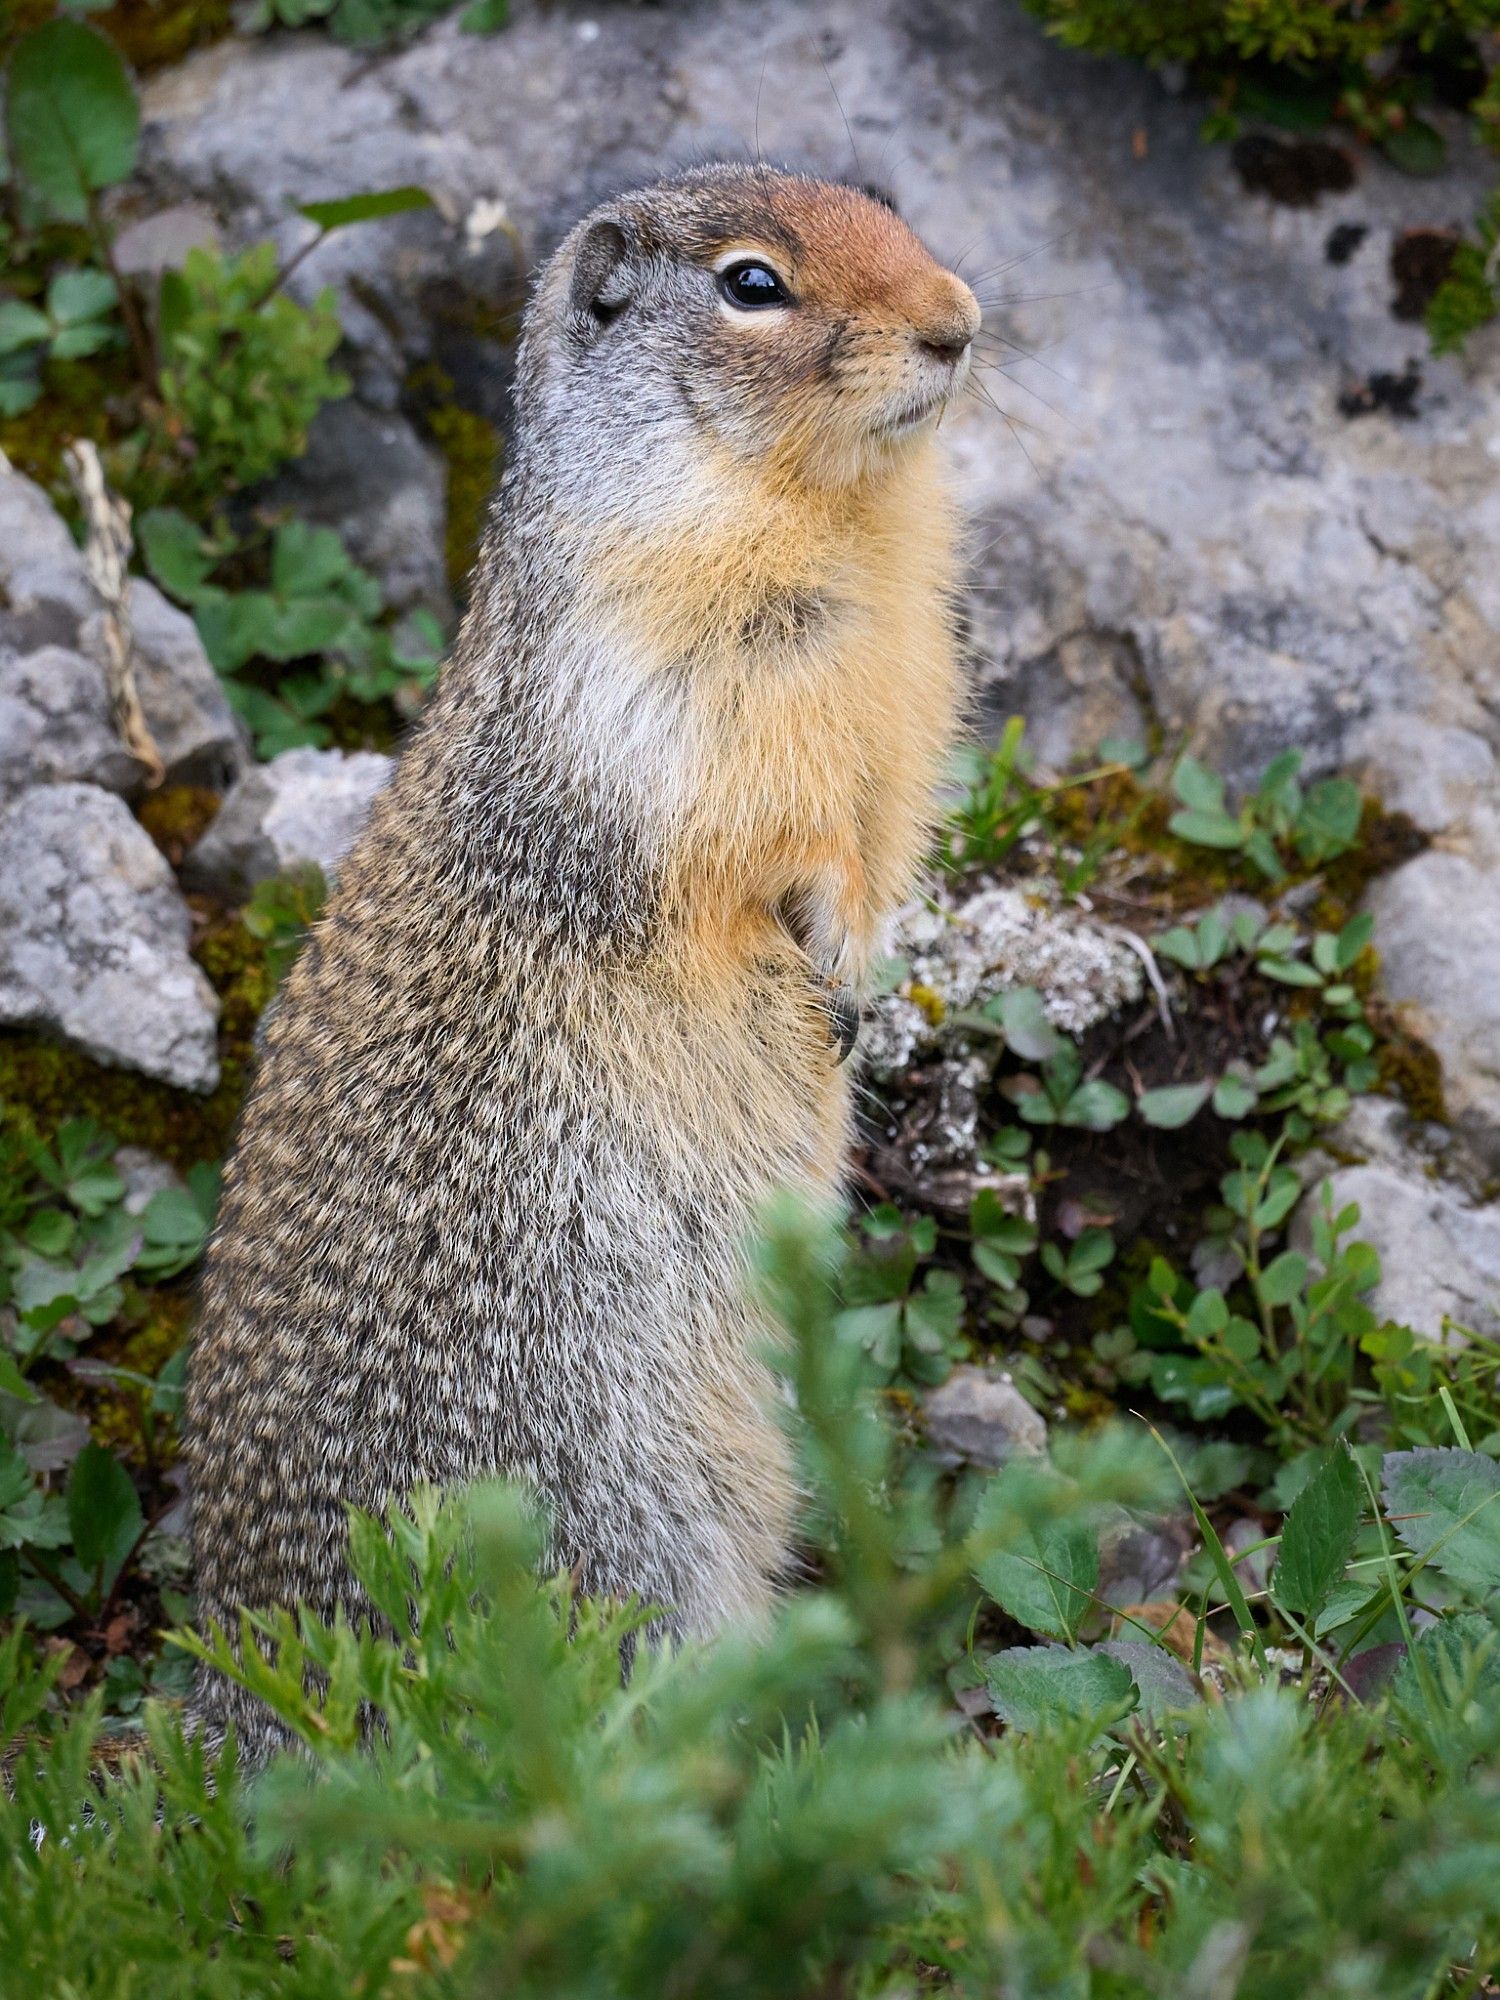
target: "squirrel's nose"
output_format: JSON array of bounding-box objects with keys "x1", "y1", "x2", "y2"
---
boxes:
[
  {"x1": 917, "y1": 281, "x2": 981, "y2": 367},
  {"x1": 919, "y1": 330, "x2": 973, "y2": 366}
]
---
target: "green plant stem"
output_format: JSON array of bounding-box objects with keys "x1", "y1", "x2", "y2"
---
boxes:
[
  {"x1": 85, "y1": 190, "x2": 154, "y2": 386},
  {"x1": 24, "y1": 1548, "x2": 91, "y2": 1621}
]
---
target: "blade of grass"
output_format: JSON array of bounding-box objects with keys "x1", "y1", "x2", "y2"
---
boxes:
[{"x1": 1145, "y1": 1421, "x2": 1267, "y2": 1673}]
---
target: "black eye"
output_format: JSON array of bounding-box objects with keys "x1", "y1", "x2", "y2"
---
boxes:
[{"x1": 718, "y1": 260, "x2": 790, "y2": 309}]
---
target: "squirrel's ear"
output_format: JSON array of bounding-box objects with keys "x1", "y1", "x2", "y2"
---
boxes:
[{"x1": 568, "y1": 217, "x2": 633, "y2": 331}]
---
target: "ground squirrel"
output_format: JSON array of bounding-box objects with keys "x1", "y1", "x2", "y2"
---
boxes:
[{"x1": 186, "y1": 164, "x2": 979, "y2": 1752}]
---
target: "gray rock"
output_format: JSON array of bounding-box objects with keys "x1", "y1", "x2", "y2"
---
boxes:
[
  {"x1": 111, "y1": 201, "x2": 219, "y2": 279},
  {"x1": 0, "y1": 784, "x2": 219, "y2": 1091},
  {"x1": 1293, "y1": 1150, "x2": 1500, "y2": 1340},
  {"x1": 923, "y1": 1365, "x2": 1048, "y2": 1468},
  {"x1": 1365, "y1": 810, "x2": 1500, "y2": 1172},
  {"x1": 0, "y1": 459, "x2": 95, "y2": 648},
  {"x1": 140, "y1": 0, "x2": 1500, "y2": 1163},
  {"x1": 258, "y1": 400, "x2": 452, "y2": 617},
  {"x1": 0, "y1": 459, "x2": 243, "y2": 789},
  {"x1": 0, "y1": 646, "x2": 139, "y2": 798},
  {"x1": 183, "y1": 745, "x2": 393, "y2": 898},
  {"x1": 113, "y1": 1145, "x2": 185, "y2": 1216},
  {"x1": 82, "y1": 579, "x2": 245, "y2": 789}
]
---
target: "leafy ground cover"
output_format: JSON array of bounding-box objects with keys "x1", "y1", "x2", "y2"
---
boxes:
[{"x1": 3, "y1": 715, "x2": 1498, "y2": 1995}]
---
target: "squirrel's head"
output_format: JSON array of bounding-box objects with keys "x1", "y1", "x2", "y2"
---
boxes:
[{"x1": 516, "y1": 164, "x2": 981, "y2": 504}]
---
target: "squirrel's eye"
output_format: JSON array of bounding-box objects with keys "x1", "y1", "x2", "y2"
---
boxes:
[{"x1": 718, "y1": 261, "x2": 790, "y2": 310}]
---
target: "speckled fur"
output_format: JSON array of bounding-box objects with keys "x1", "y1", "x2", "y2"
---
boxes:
[{"x1": 185, "y1": 166, "x2": 978, "y2": 1756}]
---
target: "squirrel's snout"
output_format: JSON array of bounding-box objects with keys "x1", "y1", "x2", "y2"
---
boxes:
[{"x1": 914, "y1": 280, "x2": 982, "y2": 371}]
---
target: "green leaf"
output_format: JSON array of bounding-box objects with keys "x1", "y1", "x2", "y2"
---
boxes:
[
  {"x1": 1213, "y1": 1071, "x2": 1257, "y2": 1120},
  {"x1": 1274, "y1": 1443, "x2": 1362, "y2": 1619},
  {"x1": 296, "y1": 185, "x2": 434, "y2": 232},
  {"x1": 1149, "y1": 1352, "x2": 1237, "y2": 1421},
  {"x1": 1138, "y1": 1081, "x2": 1212, "y2": 1130},
  {"x1": 1096, "y1": 1640, "x2": 1200, "y2": 1717},
  {"x1": 138, "y1": 507, "x2": 220, "y2": 605},
  {"x1": 1169, "y1": 807, "x2": 1244, "y2": 850},
  {"x1": 1380, "y1": 119, "x2": 1447, "y2": 179},
  {"x1": 1382, "y1": 1448, "x2": 1500, "y2": 1594},
  {"x1": 1257, "y1": 1251, "x2": 1307, "y2": 1308},
  {"x1": 0, "y1": 1351, "x2": 37, "y2": 1403},
  {"x1": 905, "y1": 1270, "x2": 964, "y2": 1354},
  {"x1": 0, "y1": 299, "x2": 51, "y2": 354},
  {"x1": 1335, "y1": 912, "x2": 1374, "y2": 970},
  {"x1": 5, "y1": 20, "x2": 140, "y2": 223},
  {"x1": 1155, "y1": 925, "x2": 1201, "y2": 970},
  {"x1": 46, "y1": 265, "x2": 116, "y2": 324},
  {"x1": 997, "y1": 987, "x2": 1061, "y2": 1062},
  {"x1": 1258, "y1": 956, "x2": 1324, "y2": 988},
  {"x1": 836, "y1": 1301, "x2": 903, "y2": 1376},
  {"x1": 460, "y1": 0, "x2": 509, "y2": 29},
  {"x1": 66, "y1": 1441, "x2": 144, "y2": 1585},
  {"x1": 1172, "y1": 756, "x2": 1225, "y2": 815},
  {"x1": 1062, "y1": 1080, "x2": 1130, "y2": 1131},
  {"x1": 983, "y1": 1645, "x2": 1136, "y2": 1735},
  {"x1": 1296, "y1": 777, "x2": 1362, "y2": 859},
  {"x1": 975, "y1": 1481, "x2": 1099, "y2": 1642},
  {"x1": 970, "y1": 1191, "x2": 1036, "y2": 1257},
  {"x1": 1393, "y1": 1613, "x2": 1500, "y2": 1722}
]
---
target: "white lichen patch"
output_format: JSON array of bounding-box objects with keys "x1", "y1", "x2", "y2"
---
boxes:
[{"x1": 864, "y1": 879, "x2": 1144, "y2": 1080}]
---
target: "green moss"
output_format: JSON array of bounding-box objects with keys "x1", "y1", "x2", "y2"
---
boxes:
[
  {"x1": 88, "y1": 0, "x2": 233, "y2": 72},
  {"x1": 0, "y1": 913, "x2": 270, "y2": 1171},
  {"x1": 135, "y1": 785, "x2": 223, "y2": 868},
  {"x1": 404, "y1": 363, "x2": 501, "y2": 594},
  {"x1": 1374, "y1": 1016, "x2": 1449, "y2": 1126}
]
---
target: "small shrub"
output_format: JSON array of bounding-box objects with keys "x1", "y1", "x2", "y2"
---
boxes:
[{"x1": 155, "y1": 243, "x2": 348, "y2": 494}]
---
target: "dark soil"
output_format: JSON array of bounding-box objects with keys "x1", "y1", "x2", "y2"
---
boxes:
[
  {"x1": 1325, "y1": 222, "x2": 1368, "y2": 266},
  {"x1": 1390, "y1": 228, "x2": 1459, "y2": 322},
  {"x1": 1232, "y1": 135, "x2": 1355, "y2": 207},
  {"x1": 1338, "y1": 366, "x2": 1422, "y2": 420}
]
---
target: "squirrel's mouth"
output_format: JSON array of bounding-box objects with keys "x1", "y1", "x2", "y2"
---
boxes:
[{"x1": 874, "y1": 393, "x2": 946, "y2": 439}]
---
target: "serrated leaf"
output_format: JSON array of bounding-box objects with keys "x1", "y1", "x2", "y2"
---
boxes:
[
  {"x1": 5, "y1": 20, "x2": 140, "y2": 222},
  {"x1": 983, "y1": 1645, "x2": 1136, "y2": 1735},
  {"x1": 1097, "y1": 1640, "x2": 1201, "y2": 1716},
  {"x1": 1392, "y1": 1614, "x2": 1500, "y2": 1724},
  {"x1": 1382, "y1": 1448, "x2": 1500, "y2": 1594},
  {"x1": 1274, "y1": 1443, "x2": 1362, "y2": 1619},
  {"x1": 1138, "y1": 1081, "x2": 1212, "y2": 1130},
  {"x1": 974, "y1": 1474, "x2": 1099, "y2": 1642}
]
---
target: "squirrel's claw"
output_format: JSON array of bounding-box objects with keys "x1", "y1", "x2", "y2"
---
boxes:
[{"x1": 823, "y1": 980, "x2": 861, "y2": 1063}]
